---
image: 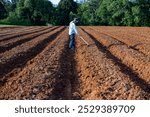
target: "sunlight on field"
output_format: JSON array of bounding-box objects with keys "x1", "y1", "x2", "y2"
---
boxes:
[{"x1": 0, "y1": 26, "x2": 150, "y2": 100}]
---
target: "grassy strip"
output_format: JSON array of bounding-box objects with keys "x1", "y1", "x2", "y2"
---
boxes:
[{"x1": 0, "y1": 19, "x2": 32, "y2": 26}]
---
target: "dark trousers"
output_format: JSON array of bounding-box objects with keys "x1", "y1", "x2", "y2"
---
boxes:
[{"x1": 69, "y1": 34, "x2": 75, "y2": 49}]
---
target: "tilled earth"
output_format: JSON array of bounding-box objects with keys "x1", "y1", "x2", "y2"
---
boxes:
[{"x1": 0, "y1": 26, "x2": 150, "y2": 100}]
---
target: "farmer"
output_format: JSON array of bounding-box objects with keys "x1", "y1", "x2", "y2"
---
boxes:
[{"x1": 68, "y1": 18, "x2": 79, "y2": 49}]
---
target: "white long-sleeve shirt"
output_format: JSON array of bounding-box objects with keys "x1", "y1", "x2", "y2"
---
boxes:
[{"x1": 69, "y1": 21, "x2": 78, "y2": 35}]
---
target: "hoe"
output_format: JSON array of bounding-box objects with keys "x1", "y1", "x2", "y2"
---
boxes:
[{"x1": 78, "y1": 36, "x2": 89, "y2": 46}]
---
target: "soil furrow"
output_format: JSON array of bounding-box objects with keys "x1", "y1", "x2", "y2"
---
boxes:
[
  {"x1": 0, "y1": 26, "x2": 149, "y2": 100},
  {"x1": 0, "y1": 27, "x2": 62, "y2": 65},
  {"x1": 0, "y1": 27, "x2": 50, "y2": 42},
  {"x1": 76, "y1": 28, "x2": 150, "y2": 99},
  {"x1": 0, "y1": 27, "x2": 58, "y2": 53},
  {"x1": 0, "y1": 27, "x2": 53, "y2": 46},
  {"x1": 50, "y1": 36, "x2": 79, "y2": 100},
  {"x1": 88, "y1": 27, "x2": 150, "y2": 59},
  {"x1": 81, "y1": 27, "x2": 150, "y2": 84},
  {"x1": 0, "y1": 27, "x2": 23, "y2": 32},
  {"x1": 90, "y1": 26, "x2": 150, "y2": 42},
  {"x1": 89, "y1": 27, "x2": 150, "y2": 56},
  {"x1": 0, "y1": 27, "x2": 65, "y2": 79},
  {"x1": 81, "y1": 28, "x2": 150, "y2": 93},
  {"x1": 0, "y1": 27, "x2": 36, "y2": 36},
  {"x1": 0, "y1": 26, "x2": 44, "y2": 35},
  {"x1": 90, "y1": 28, "x2": 148, "y2": 56},
  {"x1": 0, "y1": 26, "x2": 35, "y2": 36},
  {"x1": 0, "y1": 29, "x2": 68, "y2": 99}
]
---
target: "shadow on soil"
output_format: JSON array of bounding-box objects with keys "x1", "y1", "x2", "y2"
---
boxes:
[
  {"x1": 81, "y1": 28, "x2": 150, "y2": 95},
  {"x1": 0, "y1": 27, "x2": 58, "y2": 53},
  {"x1": 0, "y1": 27, "x2": 65, "y2": 85},
  {"x1": 50, "y1": 37, "x2": 80, "y2": 100},
  {"x1": 89, "y1": 27, "x2": 146, "y2": 56},
  {"x1": 0, "y1": 27, "x2": 51, "y2": 43}
]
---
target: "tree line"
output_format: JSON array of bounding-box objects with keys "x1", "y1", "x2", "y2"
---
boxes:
[{"x1": 0, "y1": 0, "x2": 150, "y2": 26}]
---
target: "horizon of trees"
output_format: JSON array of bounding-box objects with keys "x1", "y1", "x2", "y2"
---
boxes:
[{"x1": 0, "y1": 0, "x2": 150, "y2": 26}]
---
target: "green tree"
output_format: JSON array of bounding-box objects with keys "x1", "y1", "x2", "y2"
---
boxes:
[
  {"x1": 96, "y1": 0, "x2": 150, "y2": 26},
  {"x1": 2, "y1": 0, "x2": 150, "y2": 26},
  {"x1": 96, "y1": 0, "x2": 126, "y2": 25},
  {"x1": 77, "y1": 2, "x2": 89, "y2": 25},
  {"x1": 87, "y1": 0, "x2": 101, "y2": 25},
  {"x1": 132, "y1": 0, "x2": 150, "y2": 26},
  {"x1": 56, "y1": 0, "x2": 78, "y2": 25},
  {"x1": 0, "y1": 1, "x2": 7, "y2": 19},
  {"x1": 11, "y1": 0, "x2": 19, "y2": 11},
  {"x1": 0, "y1": 0, "x2": 12, "y2": 14},
  {"x1": 16, "y1": 0, "x2": 54, "y2": 25},
  {"x1": 77, "y1": 0, "x2": 101, "y2": 25}
]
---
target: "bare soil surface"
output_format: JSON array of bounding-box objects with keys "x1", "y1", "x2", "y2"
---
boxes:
[{"x1": 0, "y1": 26, "x2": 149, "y2": 100}]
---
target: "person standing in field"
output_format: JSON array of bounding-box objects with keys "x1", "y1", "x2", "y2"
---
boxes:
[{"x1": 68, "y1": 18, "x2": 79, "y2": 49}]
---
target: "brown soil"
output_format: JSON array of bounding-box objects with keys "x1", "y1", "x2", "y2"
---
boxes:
[{"x1": 0, "y1": 26, "x2": 149, "y2": 100}]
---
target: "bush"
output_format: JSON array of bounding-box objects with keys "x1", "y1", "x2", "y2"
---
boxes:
[{"x1": 0, "y1": 12, "x2": 32, "y2": 26}]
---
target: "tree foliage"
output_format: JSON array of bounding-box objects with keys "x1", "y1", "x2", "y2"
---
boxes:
[
  {"x1": 78, "y1": 0, "x2": 150, "y2": 26},
  {"x1": 77, "y1": 0, "x2": 101, "y2": 25},
  {"x1": 55, "y1": 0, "x2": 78, "y2": 25},
  {"x1": 1, "y1": 0, "x2": 150, "y2": 26},
  {"x1": 16, "y1": 0, "x2": 54, "y2": 25},
  {"x1": 0, "y1": 1, "x2": 7, "y2": 19}
]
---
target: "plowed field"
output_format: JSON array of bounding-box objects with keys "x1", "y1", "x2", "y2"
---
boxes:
[{"x1": 0, "y1": 26, "x2": 150, "y2": 100}]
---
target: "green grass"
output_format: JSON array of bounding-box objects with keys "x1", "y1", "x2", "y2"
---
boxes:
[{"x1": 0, "y1": 24, "x2": 18, "y2": 27}]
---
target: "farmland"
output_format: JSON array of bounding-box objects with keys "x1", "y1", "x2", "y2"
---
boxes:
[{"x1": 0, "y1": 26, "x2": 150, "y2": 100}]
